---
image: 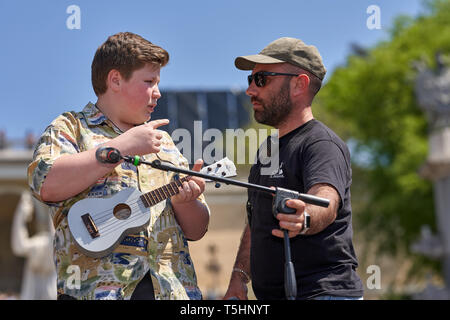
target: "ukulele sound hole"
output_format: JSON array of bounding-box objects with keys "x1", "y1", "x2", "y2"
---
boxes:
[{"x1": 113, "y1": 203, "x2": 132, "y2": 220}]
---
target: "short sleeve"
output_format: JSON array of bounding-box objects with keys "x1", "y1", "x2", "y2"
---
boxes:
[
  {"x1": 27, "y1": 112, "x2": 80, "y2": 202},
  {"x1": 301, "y1": 140, "x2": 350, "y2": 208}
]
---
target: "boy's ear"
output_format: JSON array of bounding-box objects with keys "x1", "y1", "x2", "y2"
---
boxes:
[{"x1": 107, "y1": 69, "x2": 122, "y2": 93}]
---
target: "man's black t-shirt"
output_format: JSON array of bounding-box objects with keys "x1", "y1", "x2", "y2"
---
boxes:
[{"x1": 247, "y1": 119, "x2": 364, "y2": 300}]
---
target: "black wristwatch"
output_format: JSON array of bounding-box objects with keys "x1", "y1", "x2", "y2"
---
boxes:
[{"x1": 299, "y1": 212, "x2": 310, "y2": 235}]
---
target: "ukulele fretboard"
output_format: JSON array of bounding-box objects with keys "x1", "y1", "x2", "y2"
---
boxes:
[{"x1": 139, "y1": 176, "x2": 189, "y2": 208}]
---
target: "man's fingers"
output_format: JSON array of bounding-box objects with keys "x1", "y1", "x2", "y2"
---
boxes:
[
  {"x1": 279, "y1": 220, "x2": 302, "y2": 231},
  {"x1": 285, "y1": 199, "x2": 305, "y2": 211},
  {"x1": 276, "y1": 213, "x2": 302, "y2": 223},
  {"x1": 272, "y1": 228, "x2": 299, "y2": 239},
  {"x1": 272, "y1": 229, "x2": 284, "y2": 238}
]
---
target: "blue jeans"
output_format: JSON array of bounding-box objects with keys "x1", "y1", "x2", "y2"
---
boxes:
[{"x1": 312, "y1": 295, "x2": 364, "y2": 300}]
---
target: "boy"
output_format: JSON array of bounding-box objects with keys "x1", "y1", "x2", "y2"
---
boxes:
[{"x1": 27, "y1": 32, "x2": 210, "y2": 300}]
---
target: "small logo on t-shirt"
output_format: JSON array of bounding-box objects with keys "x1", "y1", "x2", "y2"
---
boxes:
[{"x1": 270, "y1": 162, "x2": 284, "y2": 178}]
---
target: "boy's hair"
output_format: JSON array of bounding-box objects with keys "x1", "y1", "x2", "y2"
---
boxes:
[{"x1": 91, "y1": 32, "x2": 169, "y2": 96}]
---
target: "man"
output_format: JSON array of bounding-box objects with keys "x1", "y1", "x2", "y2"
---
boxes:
[
  {"x1": 224, "y1": 37, "x2": 364, "y2": 300},
  {"x1": 27, "y1": 32, "x2": 210, "y2": 300}
]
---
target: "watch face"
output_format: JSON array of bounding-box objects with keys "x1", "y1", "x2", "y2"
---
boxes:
[
  {"x1": 304, "y1": 213, "x2": 311, "y2": 228},
  {"x1": 300, "y1": 212, "x2": 311, "y2": 235}
]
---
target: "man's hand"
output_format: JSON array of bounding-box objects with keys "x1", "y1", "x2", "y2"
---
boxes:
[
  {"x1": 223, "y1": 225, "x2": 251, "y2": 300},
  {"x1": 272, "y1": 183, "x2": 340, "y2": 238},
  {"x1": 271, "y1": 199, "x2": 307, "y2": 238},
  {"x1": 223, "y1": 274, "x2": 249, "y2": 300}
]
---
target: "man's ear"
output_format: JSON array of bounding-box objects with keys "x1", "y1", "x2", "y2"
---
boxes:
[
  {"x1": 106, "y1": 69, "x2": 122, "y2": 93},
  {"x1": 291, "y1": 74, "x2": 310, "y2": 98}
]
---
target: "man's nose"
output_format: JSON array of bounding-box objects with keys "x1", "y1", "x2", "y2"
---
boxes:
[{"x1": 246, "y1": 80, "x2": 258, "y2": 97}]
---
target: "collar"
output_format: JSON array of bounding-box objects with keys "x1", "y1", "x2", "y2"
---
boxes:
[
  {"x1": 81, "y1": 102, "x2": 125, "y2": 134},
  {"x1": 81, "y1": 102, "x2": 108, "y2": 127},
  {"x1": 81, "y1": 101, "x2": 150, "y2": 134}
]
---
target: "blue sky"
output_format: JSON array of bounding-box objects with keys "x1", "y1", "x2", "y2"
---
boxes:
[{"x1": 0, "y1": 0, "x2": 426, "y2": 140}]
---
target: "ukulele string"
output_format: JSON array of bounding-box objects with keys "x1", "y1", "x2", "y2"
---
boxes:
[
  {"x1": 97, "y1": 205, "x2": 149, "y2": 235},
  {"x1": 87, "y1": 159, "x2": 220, "y2": 224},
  {"x1": 78, "y1": 161, "x2": 228, "y2": 240},
  {"x1": 90, "y1": 178, "x2": 186, "y2": 224},
  {"x1": 90, "y1": 178, "x2": 189, "y2": 235}
]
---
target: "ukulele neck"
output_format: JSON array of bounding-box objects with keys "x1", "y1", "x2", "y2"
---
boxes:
[{"x1": 139, "y1": 176, "x2": 189, "y2": 207}]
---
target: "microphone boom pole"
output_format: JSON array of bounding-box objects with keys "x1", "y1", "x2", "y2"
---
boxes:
[
  {"x1": 131, "y1": 156, "x2": 329, "y2": 208},
  {"x1": 97, "y1": 147, "x2": 330, "y2": 300}
]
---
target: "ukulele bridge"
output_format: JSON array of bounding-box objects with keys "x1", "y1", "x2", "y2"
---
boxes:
[{"x1": 81, "y1": 213, "x2": 100, "y2": 239}]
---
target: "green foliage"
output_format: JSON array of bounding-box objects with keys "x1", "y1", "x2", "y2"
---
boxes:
[
  {"x1": 317, "y1": 0, "x2": 450, "y2": 258},
  {"x1": 379, "y1": 288, "x2": 413, "y2": 300}
]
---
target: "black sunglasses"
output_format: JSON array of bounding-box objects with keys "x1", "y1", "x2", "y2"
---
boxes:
[{"x1": 248, "y1": 71, "x2": 299, "y2": 87}]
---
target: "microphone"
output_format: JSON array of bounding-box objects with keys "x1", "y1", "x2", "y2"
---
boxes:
[{"x1": 95, "y1": 147, "x2": 122, "y2": 164}]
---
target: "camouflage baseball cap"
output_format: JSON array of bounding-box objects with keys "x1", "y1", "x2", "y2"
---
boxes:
[{"x1": 235, "y1": 37, "x2": 326, "y2": 80}]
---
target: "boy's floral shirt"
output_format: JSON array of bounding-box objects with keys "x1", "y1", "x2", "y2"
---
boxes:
[{"x1": 27, "y1": 102, "x2": 209, "y2": 300}]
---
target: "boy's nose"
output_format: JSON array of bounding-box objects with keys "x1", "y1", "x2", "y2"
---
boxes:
[{"x1": 153, "y1": 85, "x2": 161, "y2": 99}]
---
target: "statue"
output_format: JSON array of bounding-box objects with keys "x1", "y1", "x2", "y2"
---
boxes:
[
  {"x1": 10, "y1": 191, "x2": 56, "y2": 300},
  {"x1": 204, "y1": 243, "x2": 221, "y2": 300},
  {"x1": 414, "y1": 52, "x2": 450, "y2": 130},
  {"x1": 413, "y1": 52, "x2": 450, "y2": 299}
]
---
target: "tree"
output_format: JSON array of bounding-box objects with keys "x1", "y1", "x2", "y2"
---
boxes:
[{"x1": 316, "y1": 0, "x2": 450, "y2": 263}]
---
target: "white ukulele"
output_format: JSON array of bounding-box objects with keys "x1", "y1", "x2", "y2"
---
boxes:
[{"x1": 67, "y1": 158, "x2": 236, "y2": 258}]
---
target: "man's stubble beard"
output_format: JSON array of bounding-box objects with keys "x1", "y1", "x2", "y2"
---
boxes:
[{"x1": 252, "y1": 80, "x2": 293, "y2": 127}]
